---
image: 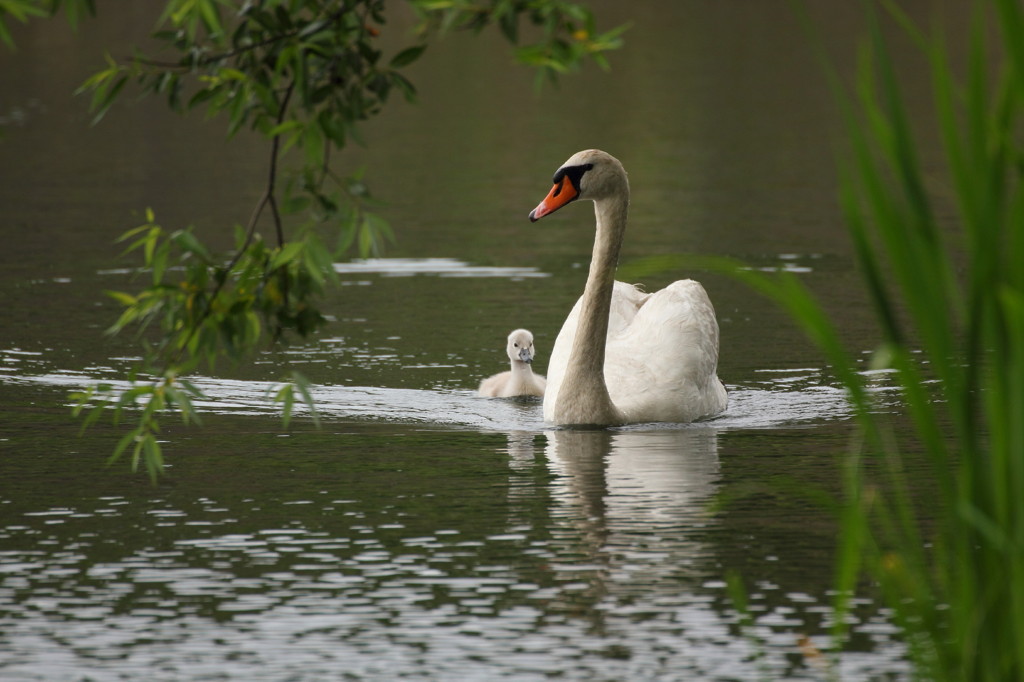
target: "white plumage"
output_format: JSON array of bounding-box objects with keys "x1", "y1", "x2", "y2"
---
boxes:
[
  {"x1": 529, "y1": 149, "x2": 727, "y2": 425},
  {"x1": 478, "y1": 328, "x2": 547, "y2": 398}
]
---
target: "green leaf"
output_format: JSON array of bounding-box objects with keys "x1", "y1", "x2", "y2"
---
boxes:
[
  {"x1": 0, "y1": 17, "x2": 14, "y2": 50},
  {"x1": 226, "y1": 84, "x2": 249, "y2": 136},
  {"x1": 187, "y1": 87, "x2": 217, "y2": 110},
  {"x1": 130, "y1": 434, "x2": 144, "y2": 472},
  {"x1": 317, "y1": 109, "x2": 346, "y2": 147},
  {"x1": 281, "y1": 194, "x2": 312, "y2": 214},
  {"x1": 271, "y1": 241, "x2": 304, "y2": 269},
  {"x1": 89, "y1": 74, "x2": 127, "y2": 125},
  {"x1": 0, "y1": 0, "x2": 47, "y2": 22},
  {"x1": 105, "y1": 290, "x2": 138, "y2": 306},
  {"x1": 217, "y1": 67, "x2": 247, "y2": 82},
  {"x1": 301, "y1": 122, "x2": 325, "y2": 167},
  {"x1": 143, "y1": 435, "x2": 163, "y2": 483},
  {"x1": 108, "y1": 427, "x2": 140, "y2": 466},
  {"x1": 178, "y1": 378, "x2": 206, "y2": 400},
  {"x1": 297, "y1": 18, "x2": 327, "y2": 39},
  {"x1": 302, "y1": 235, "x2": 334, "y2": 285},
  {"x1": 390, "y1": 44, "x2": 426, "y2": 68},
  {"x1": 80, "y1": 402, "x2": 107, "y2": 431},
  {"x1": 152, "y1": 241, "x2": 170, "y2": 284},
  {"x1": 389, "y1": 72, "x2": 417, "y2": 102},
  {"x1": 143, "y1": 226, "x2": 160, "y2": 265},
  {"x1": 63, "y1": 0, "x2": 96, "y2": 30},
  {"x1": 70, "y1": 386, "x2": 94, "y2": 415},
  {"x1": 268, "y1": 119, "x2": 303, "y2": 138},
  {"x1": 245, "y1": 310, "x2": 260, "y2": 345},
  {"x1": 275, "y1": 383, "x2": 295, "y2": 428},
  {"x1": 290, "y1": 371, "x2": 319, "y2": 428},
  {"x1": 172, "y1": 229, "x2": 213, "y2": 262},
  {"x1": 116, "y1": 223, "x2": 154, "y2": 246},
  {"x1": 0, "y1": 0, "x2": 48, "y2": 49}
]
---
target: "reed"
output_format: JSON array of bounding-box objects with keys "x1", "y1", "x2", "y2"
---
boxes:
[
  {"x1": 753, "y1": 0, "x2": 1024, "y2": 677},
  {"x1": 620, "y1": 2, "x2": 1024, "y2": 675}
]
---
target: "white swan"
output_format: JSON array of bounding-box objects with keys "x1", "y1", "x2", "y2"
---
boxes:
[
  {"x1": 529, "y1": 149, "x2": 727, "y2": 426},
  {"x1": 478, "y1": 328, "x2": 547, "y2": 397}
]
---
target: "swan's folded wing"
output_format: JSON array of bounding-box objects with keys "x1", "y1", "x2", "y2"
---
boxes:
[
  {"x1": 608, "y1": 281, "x2": 648, "y2": 333},
  {"x1": 606, "y1": 279, "x2": 725, "y2": 422}
]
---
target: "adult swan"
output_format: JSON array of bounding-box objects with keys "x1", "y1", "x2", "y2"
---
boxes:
[{"x1": 529, "y1": 149, "x2": 727, "y2": 426}]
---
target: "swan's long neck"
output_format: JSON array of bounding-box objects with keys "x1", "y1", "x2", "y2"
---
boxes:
[{"x1": 554, "y1": 194, "x2": 628, "y2": 425}]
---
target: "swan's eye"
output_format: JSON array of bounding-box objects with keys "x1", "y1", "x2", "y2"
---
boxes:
[
  {"x1": 555, "y1": 163, "x2": 595, "y2": 196},
  {"x1": 550, "y1": 173, "x2": 567, "y2": 198},
  {"x1": 514, "y1": 343, "x2": 519, "y2": 347}
]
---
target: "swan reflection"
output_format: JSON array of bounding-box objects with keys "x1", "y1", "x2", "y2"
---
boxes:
[
  {"x1": 544, "y1": 427, "x2": 720, "y2": 529},
  {"x1": 519, "y1": 427, "x2": 721, "y2": 596}
]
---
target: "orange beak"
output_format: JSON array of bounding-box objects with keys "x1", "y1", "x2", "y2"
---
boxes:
[{"x1": 529, "y1": 176, "x2": 579, "y2": 222}]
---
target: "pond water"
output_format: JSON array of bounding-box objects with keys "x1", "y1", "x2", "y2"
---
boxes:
[{"x1": 0, "y1": 2, "x2": 956, "y2": 680}]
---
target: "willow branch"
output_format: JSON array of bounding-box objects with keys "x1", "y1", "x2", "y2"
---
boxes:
[
  {"x1": 171, "y1": 80, "x2": 295, "y2": 366},
  {"x1": 132, "y1": 2, "x2": 355, "y2": 71}
]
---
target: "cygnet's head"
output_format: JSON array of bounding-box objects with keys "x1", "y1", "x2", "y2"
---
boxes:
[
  {"x1": 506, "y1": 329, "x2": 536, "y2": 364},
  {"x1": 528, "y1": 149, "x2": 628, "y2": 222}
]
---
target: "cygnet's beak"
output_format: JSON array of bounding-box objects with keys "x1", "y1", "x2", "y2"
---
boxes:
[{"x1": 518, "y1": 347, "x2": 534, "y2": 364}]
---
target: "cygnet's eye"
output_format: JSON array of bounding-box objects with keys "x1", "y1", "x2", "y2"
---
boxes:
[{"x1": 513, "y1": 343, "x2": 519, "y2": 348}]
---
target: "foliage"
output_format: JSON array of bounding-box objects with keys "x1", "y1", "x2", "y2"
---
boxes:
[
  {"x1": 0, "y1": 0, "x2": 90, "y2": 48},
  {"x1": 625, "y1": 1, "x2": 1024, "y2": 676},
  {"x1": 747, "y1": 1, "x2": 1024, "y2": 678},
  {"x1": 2, "y1": 0, "x2": 624, "y2": 480}
]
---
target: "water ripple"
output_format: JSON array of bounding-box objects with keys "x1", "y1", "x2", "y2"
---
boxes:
[
  {"x1": 0, "y1": 351, "x2": 888, "y2": 433},
  {"x1": 334, "y1": 257, "x2": 549, "y2": 279}
]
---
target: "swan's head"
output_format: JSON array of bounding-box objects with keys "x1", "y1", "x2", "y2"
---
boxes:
[
  {"x1": 506, "y1": 328, "x2": 536, "y2": 364},
  {"x1": 528, "y1": 149, "x2": 627, "y2": 222}
]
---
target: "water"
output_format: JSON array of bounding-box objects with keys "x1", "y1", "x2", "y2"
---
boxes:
[{"x1": 0, "y1": 1, "x2": 952, "y2": 679}]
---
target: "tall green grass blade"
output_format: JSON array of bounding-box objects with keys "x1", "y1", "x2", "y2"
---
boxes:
[{"x1": 769, "y1": 1, "x2": 1024, "y2": 678}]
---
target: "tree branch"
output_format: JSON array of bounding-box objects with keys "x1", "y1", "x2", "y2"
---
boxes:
[
  {"x1": 132, "y1": 2, "x2": 355, "y2": 71},
  {"x1": 171, "y1": 79, "x2": 295, "y2": 365}
]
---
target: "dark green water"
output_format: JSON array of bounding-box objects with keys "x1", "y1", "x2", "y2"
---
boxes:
[{"x1": 0, "y1": 2, "x2": 957, "y2": 679}]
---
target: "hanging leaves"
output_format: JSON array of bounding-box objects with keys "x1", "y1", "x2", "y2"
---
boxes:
[{"x1": 54, "y1": 0, "x2": 625, "y2": 479}]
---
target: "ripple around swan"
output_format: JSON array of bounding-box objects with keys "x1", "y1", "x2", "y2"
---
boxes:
[
  {"x1": 0, "y1": 351, "x2": 893, "y2": 433},
  {"x1": 333, "y1": 258, "x2": 549, "y2": 279},
  {"x1": 0, "y1": 350, "x2": 909, "y2": 681}
]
